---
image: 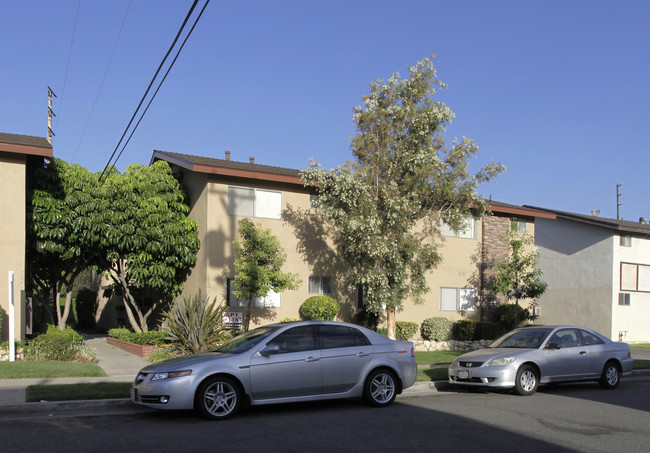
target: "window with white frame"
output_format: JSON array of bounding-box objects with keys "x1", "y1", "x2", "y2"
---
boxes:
[
  {"x1": 440, "y1": 217, "x2": 477, "y2": 239},
  {"x1": 620, "y1": 262, "x2": 650, "y2": 292},
  {"x1": 440, "y1": 287, "x2": 477, "y2": 312},
  {"x1": 620, "y1": 235, "x2": 631, "y2": 247},
  {"x1": 226, "y1": 278, "x2": 281, "y2": 308},
  {"x1": 511, "y1": 219, "x2": 526, "y2": 233},
  {"x1": 227, "y1": 186, "x2": 282, "y2": 219},
  {"x1": 309, "y1": 276, "x2": 332, "y2": 294}
]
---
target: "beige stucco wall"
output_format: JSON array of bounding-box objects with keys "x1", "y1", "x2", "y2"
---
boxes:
[
  {"x1": 0, "y1": 153, "x2": 27, "y2": 341},
  {"x1": 176, "y1": 167, "x2": 502, "y2": 334}
]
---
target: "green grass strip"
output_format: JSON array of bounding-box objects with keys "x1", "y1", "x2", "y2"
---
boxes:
[
  {"x1": 414, "y1": 350, "x2": 464, "y2": 365},
  {"x1": 26, "y1": 382, "x2": 132, "y2": 402},
  {"x1": 0, "y1": 361, "x2": 107, "y2": 379}
]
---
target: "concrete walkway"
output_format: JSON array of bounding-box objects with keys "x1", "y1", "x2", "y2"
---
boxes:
[{"x1": 0, "y1": 335, "x2": 150, "y2": 405}]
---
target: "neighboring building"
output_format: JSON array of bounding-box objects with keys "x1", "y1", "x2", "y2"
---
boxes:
[
  {"x1": 0, "y1": 132, "x2": 53, "y2": 341},
  {"x1": 151, "y1": 150, "x2": 553, "y2": 331},
  {"x1": 528, "y1": 207, "x2": 650, "y2": 343}
]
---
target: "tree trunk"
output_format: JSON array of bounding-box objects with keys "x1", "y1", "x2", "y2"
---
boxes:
[
  {"x1": 244, "y1": 296, "x2": 253, "y2": 332},
  {"x1": 57, "y1": 290, "x2": 74, "y2": 331},
  {"x1": 386, "y1": 305, "x2": 396, "y2": 340}
]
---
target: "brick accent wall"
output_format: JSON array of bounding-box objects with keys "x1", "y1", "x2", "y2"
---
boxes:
[{"x1": 480, "y1": 216, "x2": 511, "y2": 320}]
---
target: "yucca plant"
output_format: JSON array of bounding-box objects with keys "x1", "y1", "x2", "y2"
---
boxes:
[{"x1": 162, "y1": 291, "x2": 228, "y2": 355}]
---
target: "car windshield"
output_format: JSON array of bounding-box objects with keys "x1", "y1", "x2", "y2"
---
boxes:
[
  {"x1": 489, "y1": 328, "x2": 553, "y2": 349},
  {"x1": 215, "y1": 326, "x2": 278, "y2": 354}
]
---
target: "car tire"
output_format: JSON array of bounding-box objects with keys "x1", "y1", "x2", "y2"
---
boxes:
[
  {"x1": 514, "y1": 365, "x2": 538, "y2": 396},
  {"x1": 599, "y1": 361, "x2": 621, "y2": 389},
  {"x1": 195, "y1": 376, "x2": 241, "y2": 420},
  {"x1": 364, "y1": 368, "x2": 397, "y2": 407}
]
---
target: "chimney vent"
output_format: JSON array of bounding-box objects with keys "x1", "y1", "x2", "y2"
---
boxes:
[
  {"x1": 225, "y1": 150, "x2": 231, "y2": 161},
  {"x1": 640, "y1": 217, "x2": 648, "y2": 225},
  {"x1": 249, "y1": 156, "x2": 255, "y2": 164}
]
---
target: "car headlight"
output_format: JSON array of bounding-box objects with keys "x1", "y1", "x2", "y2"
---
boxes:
[
  {"x1": 451, "y1": 359, "x2": 459, "y2": 367},
  {"x1": 485, "y1": 357, "x2": 516, "y2": 367},
  {"x1": 150, "y1": 370, "x2": 192, "y2": 381}
]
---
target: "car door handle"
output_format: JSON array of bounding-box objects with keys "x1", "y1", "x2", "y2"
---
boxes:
[
  {"x1": 305, "y1": 356, "x2": 320, "y2": 362},
  {"x1": 579, "y1": 351, "x2": 587, "y2": 356},
  {"x1": 357, "y1": 352, "x2": 370, "y2": 357}
]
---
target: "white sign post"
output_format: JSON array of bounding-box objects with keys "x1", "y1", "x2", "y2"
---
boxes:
[{"x1": 8, "y1": 271, "x2": 15, "y2": 362}]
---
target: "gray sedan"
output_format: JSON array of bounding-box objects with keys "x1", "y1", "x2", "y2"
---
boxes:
[
  {"x1": 131, "y1": 321, "x2": 417, "y2": 419},
  {"x1": 448, "y1": 325, "x2": 633, "y2": 395}
]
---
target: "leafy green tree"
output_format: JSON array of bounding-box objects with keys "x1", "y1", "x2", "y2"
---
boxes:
[
  {"x1": 302, "y1": 55, "x2": 504, "y2": 339},
  {"x1": 232, "y1": 219, "x2": 301, "y2": 331},
  {"x1": 27, "y1": 158, "x2": 100, "y2": 331},
  {"x1": 93, "y1": 161, "x2": 200, "y2": 332},
  {"x1": 489, "y1": 230, "x2": 547, "y2": 329}
]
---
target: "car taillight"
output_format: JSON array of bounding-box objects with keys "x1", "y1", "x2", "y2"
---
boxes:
[{"x1": 411, "y1": 346, "x2": 415, "y2": 358}]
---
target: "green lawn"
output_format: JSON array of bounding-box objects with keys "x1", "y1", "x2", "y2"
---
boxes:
[
  {"x1": 0, "y1": 361, "x2": 106, "y2": 379},
  {"x1": 415, "y1": 350, "x2": 464, "y2": 366},
  {"x1": 631, "y1": 344, "x2": 650, "y2": 349}
]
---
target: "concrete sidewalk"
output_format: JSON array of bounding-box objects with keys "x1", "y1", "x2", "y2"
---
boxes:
[{"x1": 0, "y1": 335, "x2": 150, "y2": 405}]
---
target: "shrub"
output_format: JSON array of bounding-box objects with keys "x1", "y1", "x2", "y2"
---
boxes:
[
  {"x1": 494, "y1": 303, "x2": 536, "y2": 330},
  {"x1": 473, "y1": 321, "x2": 503, "y2": 340},
  {"x1": 23, "y1": 325, "x2": 95, "y2": 362},
  {"x1": 352, "y1": 306, "x2": 380, "y2": 331},
  {"x1": 148, "y1": 347, "x2": 178, "y2": 363},
  {"x1": 420, "y1": 317, "x2": 453, "y2": 341},
  {"x1": 163, "y1": 292, "x2": 229, "y2": 355},
  {"x1": 395, "y1": 321, "x2": 418, "y2": 341},
  {"x1": 377, "y1": 327, "x2": 389, "y2": 337},
  {"x1": 299, "y1": 296, "x2": 340, "y2": 321},
  {"x1": 451, "y1": 320, "x2": 475, "y2": 341},
  {"x1": 278, "y1": 317, "x2": 301, "y2": 323},
  {"x1": 108, "y1": 328, "x2": 167, "y2": 346}
]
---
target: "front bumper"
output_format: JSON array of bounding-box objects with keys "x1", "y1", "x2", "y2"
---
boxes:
[
  {"x1": 448, "y1": 364, "x2": 518, "y2": 389},
  {"x1": 131, "y1": 373, "x2": 199, "y2": 410}
]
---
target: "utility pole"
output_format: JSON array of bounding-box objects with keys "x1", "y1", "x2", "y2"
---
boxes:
[
  {"x1": 617, "y1": 183, "x2": 623, "y2": 220},
  {"x1": 47, "y1": 86, "x2": 57, "y2": 144}
]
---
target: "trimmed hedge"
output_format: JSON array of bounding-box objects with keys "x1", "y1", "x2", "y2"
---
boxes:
[
  {"x1": 299, "y1": 296, "x2": 340, "y2": 321},
  {"x1": 107, "y1": 328, "x2": 167, "y2": 346},
  {"x1": 395, "y1": 321, "x2": 418, "y2": 341},
  {"x1": 420, "y1": 317, "x2": 453, "y2": 341},
  {"x1": 451, "y1": 319, "x2": 475, "y2": 341},
  {"x1": 473, "y1": 321, "x2": 503, "y2": 340}
]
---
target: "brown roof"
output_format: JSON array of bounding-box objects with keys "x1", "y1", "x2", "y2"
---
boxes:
[
  {"x1": 488, "y1": 200, "x2": 557, "y2": 219},
  {"x1": 0, "y1": 132, "x2": 53, "y2": 157},
  {"x1": 524, "y1": 205, "x2": 650, "y2": 236},
  {"x1": 151, "y1": 150, "x2": 303, "y2": 185}
]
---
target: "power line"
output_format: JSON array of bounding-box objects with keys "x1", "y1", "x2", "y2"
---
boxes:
[
  {"x1": 54, "y1": 0, "x2": 81, "y2": 134},
  {"x1": 71, "y1": 0, "x2": 133, "y2": 161},
  {"x1": 100, "y1": 0, "x2": 209, "y2": 182}
]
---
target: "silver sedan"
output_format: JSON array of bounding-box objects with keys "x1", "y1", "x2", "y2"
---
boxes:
[
  {"x1": 131, "y1": 321, "x2": 417, "y2": 419},
  {"x1": 448, "y1": 325, "x2": 633, "y2": 395}
]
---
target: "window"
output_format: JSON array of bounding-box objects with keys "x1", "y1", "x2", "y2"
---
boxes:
[
  {"x1": 440, "y1": 287, "x2": 477, "y2": 312},
  {"x1": 548, "y1": 328, "x2": 580, "y2": 348},
  {"x1": 227, "y1": 278, "x2": 281, "y2": 308},
  {"x1": 267, "y1": 326, "x2": 316, "y2": 353},
  {"x1": 511, "y1": 219, "x2": 526, "y2": 233},
  {"x1": 620, "y1": 262, "x2": 650, "y2": 292},
  {"x1": 441, "y1": 217, "x2": 476, "y2": 239},
  {"x1": 309, "y1": 276, "x2": 332, "y2": 294},
  {"x1": 309, "y1": 193, "x2": 319, "y2": 209},
  {"x1": 579, "y1": 330, "x2": 605, "y2": 345},
  {"x1": 619, "y1": 293, "x2": 631, "y2": 306},
  {"x1": 318, "y1": 325, "x2": 371, "y2": 349},
  {"x1": 227, "y1": 186, "x2": 282, "y2": 219},
  {"x1": 620, "y1": 235, "x2": 631, "y2": 247}
]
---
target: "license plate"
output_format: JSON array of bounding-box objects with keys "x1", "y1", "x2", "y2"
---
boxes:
[
  {"x1": 458, "y1": 370, "x2": 470, "y2": 379},
  {"x1": 130, "y1": 388, "x2": 137, "y2": 401}
]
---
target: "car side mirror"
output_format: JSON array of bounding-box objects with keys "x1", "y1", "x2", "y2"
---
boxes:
[
  {"x1": 545, "y1": 342, "x2": 561, "y2": 350},
  {"x1": 259, "y1": 344, "x2": 280, "y2": 357}
]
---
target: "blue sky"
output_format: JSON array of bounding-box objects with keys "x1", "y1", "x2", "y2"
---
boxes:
[{"x1": 2, "y1": 1, "x2": 649, "y2": 220}]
